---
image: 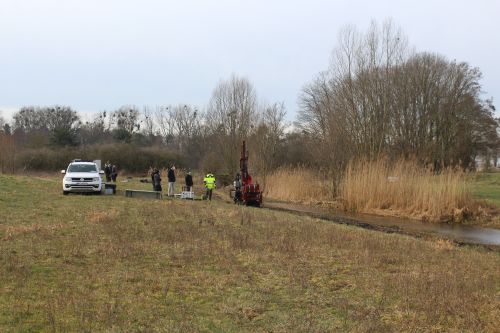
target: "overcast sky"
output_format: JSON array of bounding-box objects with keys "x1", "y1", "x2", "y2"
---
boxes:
[{"x1": 1, "y1": 0, "x2": 499, "y2": 122}]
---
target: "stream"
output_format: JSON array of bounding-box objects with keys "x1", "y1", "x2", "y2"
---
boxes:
[{"x1": 264, "y1": 201, "x2": 500, "y2": 247}]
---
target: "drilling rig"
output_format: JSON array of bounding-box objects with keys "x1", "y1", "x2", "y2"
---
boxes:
[{"x1": 231, "y1": 140, "x2": 263, "y2": 207}]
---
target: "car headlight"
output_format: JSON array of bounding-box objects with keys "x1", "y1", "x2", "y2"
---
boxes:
[
  {"x1": 64, "y1": 177, "x2": 72, "y2": 181},
  {"x1": 93, "y1": 177, "x2": 100, "y2": 181}
]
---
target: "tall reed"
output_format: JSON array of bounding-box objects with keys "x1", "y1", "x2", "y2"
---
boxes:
[
  {"x1": 263, "y1": 167, "x2": 333, "y2": 203},
  {"x1": 340, "y1": 158, "x2": 472, "y2": 221}
]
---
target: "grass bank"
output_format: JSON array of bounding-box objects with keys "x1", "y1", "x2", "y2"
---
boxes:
[
  {"x1": 469, "y1": 172, "x2": 500, "y2": 228},
  {"x1": 0, "y1": 175, "x2": 499, "y2": 331},
  {"x1": 470, "y1": 172, "x2": 500, "y2": 207}
]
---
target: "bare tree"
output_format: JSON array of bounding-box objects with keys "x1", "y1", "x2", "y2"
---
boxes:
[
  {"x1": 113, "y1": 105, "x2": 140, "y2": 134},
  {"x1": 154, "y1": 105, "x2": 176, "y2": 144},
  {"x1": 298, "y1": 19, "x2": 496, "y2": 173},
  {"x1": 206, "y1": 74, "x2": 259, "y2": 173},
  {"x1": 252, "y1": 102, "x2": 287, "y2": 177},
  {"x1": 171, "y1": 104, "x2": 204, "y2": 152},
  {"x1": 12, "y1": 106, "x2": 80, "y2": 146},
  {"x1": 13, "y1": 106, "x2": 47, "y2": 132},
  {"x1": 80, "y1": 112, "x2": 112, "y2": 145},
  {"x1": 141, "y1": 106, "x2": 155, "y2": 137},
  {"x1": 110, "y1": 105, "x2": 141, "y2": 143}
]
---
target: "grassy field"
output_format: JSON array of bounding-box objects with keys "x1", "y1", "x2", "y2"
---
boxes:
[
  {"x1": 1, "y1": 174, "x2": 499, "y2": 332},
  {"x1": 471, "y1": 172, "x2": 500, "y2": 207}
]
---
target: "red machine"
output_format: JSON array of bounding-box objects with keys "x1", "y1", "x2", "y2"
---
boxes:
[{"x1": 232, "y1": 140, "x2": 262, "y2": 207}]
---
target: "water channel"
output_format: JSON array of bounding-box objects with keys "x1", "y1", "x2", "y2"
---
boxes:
[{"x1": 265, "y1": 201, "x2": 500, "y2": 247}]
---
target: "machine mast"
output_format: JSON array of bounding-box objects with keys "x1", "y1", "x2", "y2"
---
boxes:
[{"x1": 234, "y1": 140, "x2": 262, "y2": 206}]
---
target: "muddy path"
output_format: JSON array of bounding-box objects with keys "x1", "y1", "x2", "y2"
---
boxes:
[{"x1": 260, "y1": 201, "x2": 500, "y2": 250}]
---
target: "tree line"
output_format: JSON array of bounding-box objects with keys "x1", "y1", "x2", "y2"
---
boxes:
[
  {"x1": 298, "y1": 20, "x2": 498, "y2": 181},
  {"x1": 1, "y1": 20, "x2": 498, "y2": 180},
  {"x1": 0, "y1": 75, "x2": 295, "y2": 175}
]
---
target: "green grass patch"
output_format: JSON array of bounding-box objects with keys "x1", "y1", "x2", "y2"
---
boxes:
[{"x1": 470, "y1": 172, "x2": 500, "y2": 207}]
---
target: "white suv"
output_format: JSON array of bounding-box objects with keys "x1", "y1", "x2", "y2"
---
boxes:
[{"x1": 61, "y1": 160, "x2": 104, "y2": 195}]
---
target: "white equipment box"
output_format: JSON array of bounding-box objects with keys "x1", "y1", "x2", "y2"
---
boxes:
[{"x1": 180, "y1": 191, "x2": 194, "y2": 200}]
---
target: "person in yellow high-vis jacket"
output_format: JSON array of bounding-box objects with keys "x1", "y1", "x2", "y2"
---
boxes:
[{"x1": 203, "y1": 173, "x2": 216, "y2": 201}]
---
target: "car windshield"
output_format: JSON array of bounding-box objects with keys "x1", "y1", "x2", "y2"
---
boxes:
[{"x1": 68, "y1": 164, "x2": 97, "y2": 173}]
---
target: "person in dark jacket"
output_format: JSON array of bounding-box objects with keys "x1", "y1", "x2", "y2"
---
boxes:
[
  {"x1": 185, "y1": 171, "x2": 193, "y2": 192},
  {"x1": 104, "y1": 161, "x2": 112, "y2": 182},
  {"x1": 111, "y1": 165, "x2": 118, "y2": 182},
  {"x1": 167, "y1": 165, "x2": 176, "y2": 196},
  {"x1": 153, "y1": 168, "x2": 162, "y2": 192}
]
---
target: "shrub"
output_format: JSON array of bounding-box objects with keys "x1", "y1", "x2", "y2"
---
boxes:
[{"x1": 14, "y1": 144, "x2": 186, "y2": 174}]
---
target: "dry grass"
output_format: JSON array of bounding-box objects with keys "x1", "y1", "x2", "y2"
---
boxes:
[
  {"x1": 263, "y1": 167, "x2": 333, "y2": 203},
  {"x1": 340, "y1": 158, "x2": 475, "y2": 222},
  {"x1": 0, "y1": 175, "x2": 499, "y2": 331}
]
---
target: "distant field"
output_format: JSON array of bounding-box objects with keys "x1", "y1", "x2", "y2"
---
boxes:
[
  {"x1": 0, "y1": 175, "x2": 499, "y2": 332},
  {"x1": 471, "y1": 172, "x2": 500, "y2": 207}
]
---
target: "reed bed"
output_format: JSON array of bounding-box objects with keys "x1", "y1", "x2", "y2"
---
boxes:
[
  {"x1": 340, "y1": 158, "x2": 473, "y2": 221},
  {"x1": 263, "y1": 167, "x2": 333, "y2": 203}
]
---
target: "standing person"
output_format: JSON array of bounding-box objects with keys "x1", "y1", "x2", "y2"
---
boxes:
[
  {"x1": 111, "y1": 165, "x2": 118, "y2": 182},
  {"x1": 153, "y1": 168, "x2": 162, "y2": 192},
  {"x1": 203, "y1": 173, "x2": 216, "y2": 201},
  {"x1": 104, "y1": 161, "x2": 111, "y2": 182},
  {"x1": 185, "y1": 171, "x2": 193, "y2": 192},
  {"x1": 148, "y1": 166, "x2": 155, "y2": 185},
  {"x1": 148, "y1": 166, "x2": 155, "y2": 190},
  {"x1": 167, "y1": 165, "x2": 176, "y2": 197},
  {"x1": 233, "y1": 173, "x2": 242, "y2": 203}
]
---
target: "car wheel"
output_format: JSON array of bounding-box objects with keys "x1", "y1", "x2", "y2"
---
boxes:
[{"x1": 63, "y1": 191, "x2": 69, "y2": 195}]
